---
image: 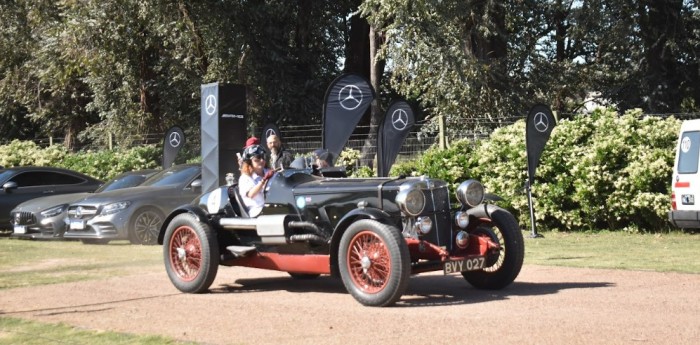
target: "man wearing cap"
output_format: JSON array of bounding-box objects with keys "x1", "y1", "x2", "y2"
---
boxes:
[{"x1": 266, "y1": 135, "x2": 294, "y2": 170}]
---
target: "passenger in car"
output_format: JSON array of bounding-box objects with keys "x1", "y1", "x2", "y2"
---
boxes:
[
  {"x1": 238, "y1": 145, "x2": 274, "y2": 217},
  {"x1": 313, "y1": 148, "x2": 333, "y2": 168}
]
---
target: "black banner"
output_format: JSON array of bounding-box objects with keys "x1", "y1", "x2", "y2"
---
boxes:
[
  {"x1": 377, "y1": 100, "x2": 415, "y2": 177},
  {"x1": 201, "y1": 83, "x2": 247, "y2": 192},
  {"x1": 322, "y1": 74, "x2": 375, "y2": 163},
  {"x1": 162, "y1": 126, "x2": 185, "y2": 169},
  {"x1": 261, "y1": 123, "x2": 281, "y2": 144},
  {"x1": 526, "y1": 104, "x2": 556, "y2": 184}
]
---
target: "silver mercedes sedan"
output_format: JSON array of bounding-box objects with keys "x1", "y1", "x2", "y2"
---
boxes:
[
  {"x1": 10, "y1": 169, "x2": 156, "y2": 240},
  {"x1": 63, "y1": 164, "x2": 201, "y2": 245}
]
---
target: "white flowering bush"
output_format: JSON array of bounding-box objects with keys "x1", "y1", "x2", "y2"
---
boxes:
[
  {"x1": 391, "y1": 108, "x2": 680, "y2": 232},
  {"x1": 392, "y1": 139, "x2": 479, "y2": 203}
]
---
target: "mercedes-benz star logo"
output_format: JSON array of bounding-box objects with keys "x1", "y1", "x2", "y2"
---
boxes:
[
  {"x1": 169, "y1": 132, "x2": 182, "y2": 148},
  {"x1": 391, "y1": 109, "x2": 409, "y2": 131},
  {"x1": 338, "y1": 84, "x2": 363, "y2": 111},
  {"x1": 205, "y1": 95, "x2": 217, "y2": 116},
  {"x1": 265, "y1": 128, "x2": 277, "y2": 139},
  {"x1": 75, "y1": 207, "x2": 82, "y2": 218},
  {"x1": 533, "y1": 112, "x2": 549, "y2": 133}
]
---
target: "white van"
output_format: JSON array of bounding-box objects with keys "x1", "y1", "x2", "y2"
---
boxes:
[{"x1": 669, "y1": 119, "x2": 700, "y2": 228}]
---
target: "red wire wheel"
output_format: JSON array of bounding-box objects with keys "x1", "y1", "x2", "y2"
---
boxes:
[
  {"x1": 168, "y1": 225, "x2": 203, "y2": 282},
  {"x1": 163, "y1": 213, "x2": 219, "y2": 293},
  {"x1": 338, "y1": 219, "x2": 410, "y2": 307},
  {"x1": 346, "y1": 230, "x2": 392, "y2": 293}
]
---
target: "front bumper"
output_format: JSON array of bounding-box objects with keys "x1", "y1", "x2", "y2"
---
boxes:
[
  {"x1": 10, "y1": 217, "x2": 66, "y2": 240},
  {"x1": 668, "y1": 210, "x2": 700, "y2": 229},
  {"x1": 63, "y1": 214, "x2": 130, "y2": 240}
]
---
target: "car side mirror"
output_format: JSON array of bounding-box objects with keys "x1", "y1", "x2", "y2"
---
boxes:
[
  {"x1": 190, "y1": 179, "x2": 202, "y2": 192},
  {"x1": 3, "y1": 181, "x2": 18, "y2": 193}
]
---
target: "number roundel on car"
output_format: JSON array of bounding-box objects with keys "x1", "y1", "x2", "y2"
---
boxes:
[{"x1": 296, "y1": 196, "x2": 306, "y2": 209}]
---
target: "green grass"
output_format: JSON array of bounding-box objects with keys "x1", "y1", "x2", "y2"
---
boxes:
[
  {"x1": 0, "y1": 238, "x2": 162, "y2": 289},
  {"x1": 0, "y1": 231, "x2": 697, "y2": 345},
  {"x1": 0, "y1": 317, "x2": 196, "y2": 345},
  {"x1": 524, "y1": 230, "x2": 700, "y2": 274}
]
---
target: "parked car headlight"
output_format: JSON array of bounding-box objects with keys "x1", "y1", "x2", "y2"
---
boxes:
[
  {"x1": 40, "y1": 204, "x2": 67, "y2": 218},
  {"x1": 396, "y1": 188, "x2": 425, "y2": 216},
  {"x1": 456, "y1": 180, "x2": 484, "y2": 207},
  {"x1": 100, "y1": 201, "x2": 131, "y2": 216}
]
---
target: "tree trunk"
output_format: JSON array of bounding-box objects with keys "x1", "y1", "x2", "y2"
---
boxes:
[
  {"x1": 359, "y1": 25, "x2": 384, "y2": 169},
  {"x1": 344, "y1": 14, "x2": 371, "y2": 79}
]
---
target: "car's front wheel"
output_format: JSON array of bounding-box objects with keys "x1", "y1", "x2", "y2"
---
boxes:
[
  {"x1": 163, "y1": 213, "x2": 219, "y2": 293},
  {"x1": 338, "y1": 219, "x2": 410, "y2": 307}
]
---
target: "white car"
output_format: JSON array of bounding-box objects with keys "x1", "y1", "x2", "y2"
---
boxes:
[{"x1": 669, "y1": 119, "x2": 700, "y2": 228}]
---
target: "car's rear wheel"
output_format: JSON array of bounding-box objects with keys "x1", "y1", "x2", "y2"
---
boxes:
[
  {"x1": 338, "y1": 219, "x2": 410, "y2": 307},
  {"x1": 163, "y1": 213, "x2": 219, "y2": 293},
  {"x1": 461, "y1": 207, "x2": 524, "y2": 289},
  {"x1": 129, "y1": 207, "x2": 164, "y2": 245}
]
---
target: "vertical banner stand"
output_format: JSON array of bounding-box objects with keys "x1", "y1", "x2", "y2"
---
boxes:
[{"x1": 526, "y1": 179, "x2": 542, "y2": 238}]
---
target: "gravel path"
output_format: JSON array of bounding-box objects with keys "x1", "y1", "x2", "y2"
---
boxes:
[{"x1": 1, "y1": 265, "x2": 698, "y2": 345}]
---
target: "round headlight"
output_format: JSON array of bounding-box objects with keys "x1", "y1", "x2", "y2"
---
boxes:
[
  {"x1": 396, "y1": 188, "x2": 425, "y2": 216},
  {"x1": 415, "y1": 216, "x2": 433, "y2": 234},
  {"x1": 456, "y1": 180, "x2": 484, "y2": 207},
  {"x1": 455, "y1": 231, "x2": 469, "y2": 249},
  {"x1": 455, "y1": 211, "x2": 469, "y2": 228}
]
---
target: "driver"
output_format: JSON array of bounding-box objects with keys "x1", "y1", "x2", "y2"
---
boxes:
[{"x1": 238, "y1": 145, "x2": 274, "y2": 217}]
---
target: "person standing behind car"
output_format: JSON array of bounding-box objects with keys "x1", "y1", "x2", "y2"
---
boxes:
[
  {"x1": 238, "y1": 145, "x2": 274, "y2": 217},
  {"x1": 312, "y1": 148, "x2": 333, "y2": 168},
  {"x1": 266, "y1": 134, "x2": 294, "y2": 170}
]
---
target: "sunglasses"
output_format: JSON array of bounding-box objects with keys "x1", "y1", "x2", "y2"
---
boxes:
[{"x1": 251, "y1": 154, "x2": 264, "y2": 160}]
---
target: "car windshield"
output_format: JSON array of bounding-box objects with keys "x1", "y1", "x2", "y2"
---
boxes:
[
  {"x1": 95, "y1": 173, "x2": 150, "y2": 193},
  {"x1": 142, "y1": 166, "x2": 199, "y2": 187}
]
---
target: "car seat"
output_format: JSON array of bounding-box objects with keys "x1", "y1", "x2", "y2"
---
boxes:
[{"x1": 227, "y1": 184, "x2": 250, "y2": 218}]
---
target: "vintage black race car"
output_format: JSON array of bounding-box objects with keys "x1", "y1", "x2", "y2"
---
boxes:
[{"x1": 157, "y1": 167, "x2": 524, "y2": 307}]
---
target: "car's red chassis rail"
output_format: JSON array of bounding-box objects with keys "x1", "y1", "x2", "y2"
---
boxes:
[{"x1": 219, "y1": 232, "x2": 500, "y2": 276}]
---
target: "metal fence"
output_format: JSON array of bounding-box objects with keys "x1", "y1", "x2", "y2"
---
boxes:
[{"x1": 7, "y1": 111, "x2": 700, "y2": 165}]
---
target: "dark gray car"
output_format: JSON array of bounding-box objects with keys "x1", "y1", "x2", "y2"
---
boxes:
[
  {"x1": 0, "y1": 167, "x2": 103, "y2": 231},
  {"x1": 10, "y1": 169, "x2": 157, "y2": 240},
  {"x1": 63, "y1": 164, "x2": 201, "y2": 245}
]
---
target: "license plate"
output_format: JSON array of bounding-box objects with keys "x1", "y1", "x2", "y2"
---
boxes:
[
  {"x1": 69, "y1": 220, "x2": 85, "y2": 230},
  {"x1": 13, "y1": 225, "x2": 26, "y2": 234},
  {"x1": 444, "y1": 257, "x2": 486, "y2": 274}
]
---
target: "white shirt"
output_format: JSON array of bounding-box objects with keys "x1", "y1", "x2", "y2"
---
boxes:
[{"x1": 238, "y1": 170, "x2": 267, "y2": 217}]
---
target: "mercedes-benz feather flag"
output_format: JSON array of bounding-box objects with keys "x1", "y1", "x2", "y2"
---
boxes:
[
  {"x1": 526, "y1": 104, "x2": 556, "y2": 184},
  {"x1": 322, "y1": 74, "x2": 375, "y2": 163},
  {"x1": 162, "y1": 126, "x2": 185, "y2": 169},
  {"x1": 377, "y1": 100, "x2": 415, "y2": 177},
  {"x1": 261, "y1": 123, "x2": 281, "y2": 144}
]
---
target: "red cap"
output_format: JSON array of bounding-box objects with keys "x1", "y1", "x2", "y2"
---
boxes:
[{"x1": 245, "y1": 137, "x2": 259, "y2": 148}]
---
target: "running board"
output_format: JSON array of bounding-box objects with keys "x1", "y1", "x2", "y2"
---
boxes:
[{"x1": 226, "y1": 245, "x2": 257, "y2": 257}]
